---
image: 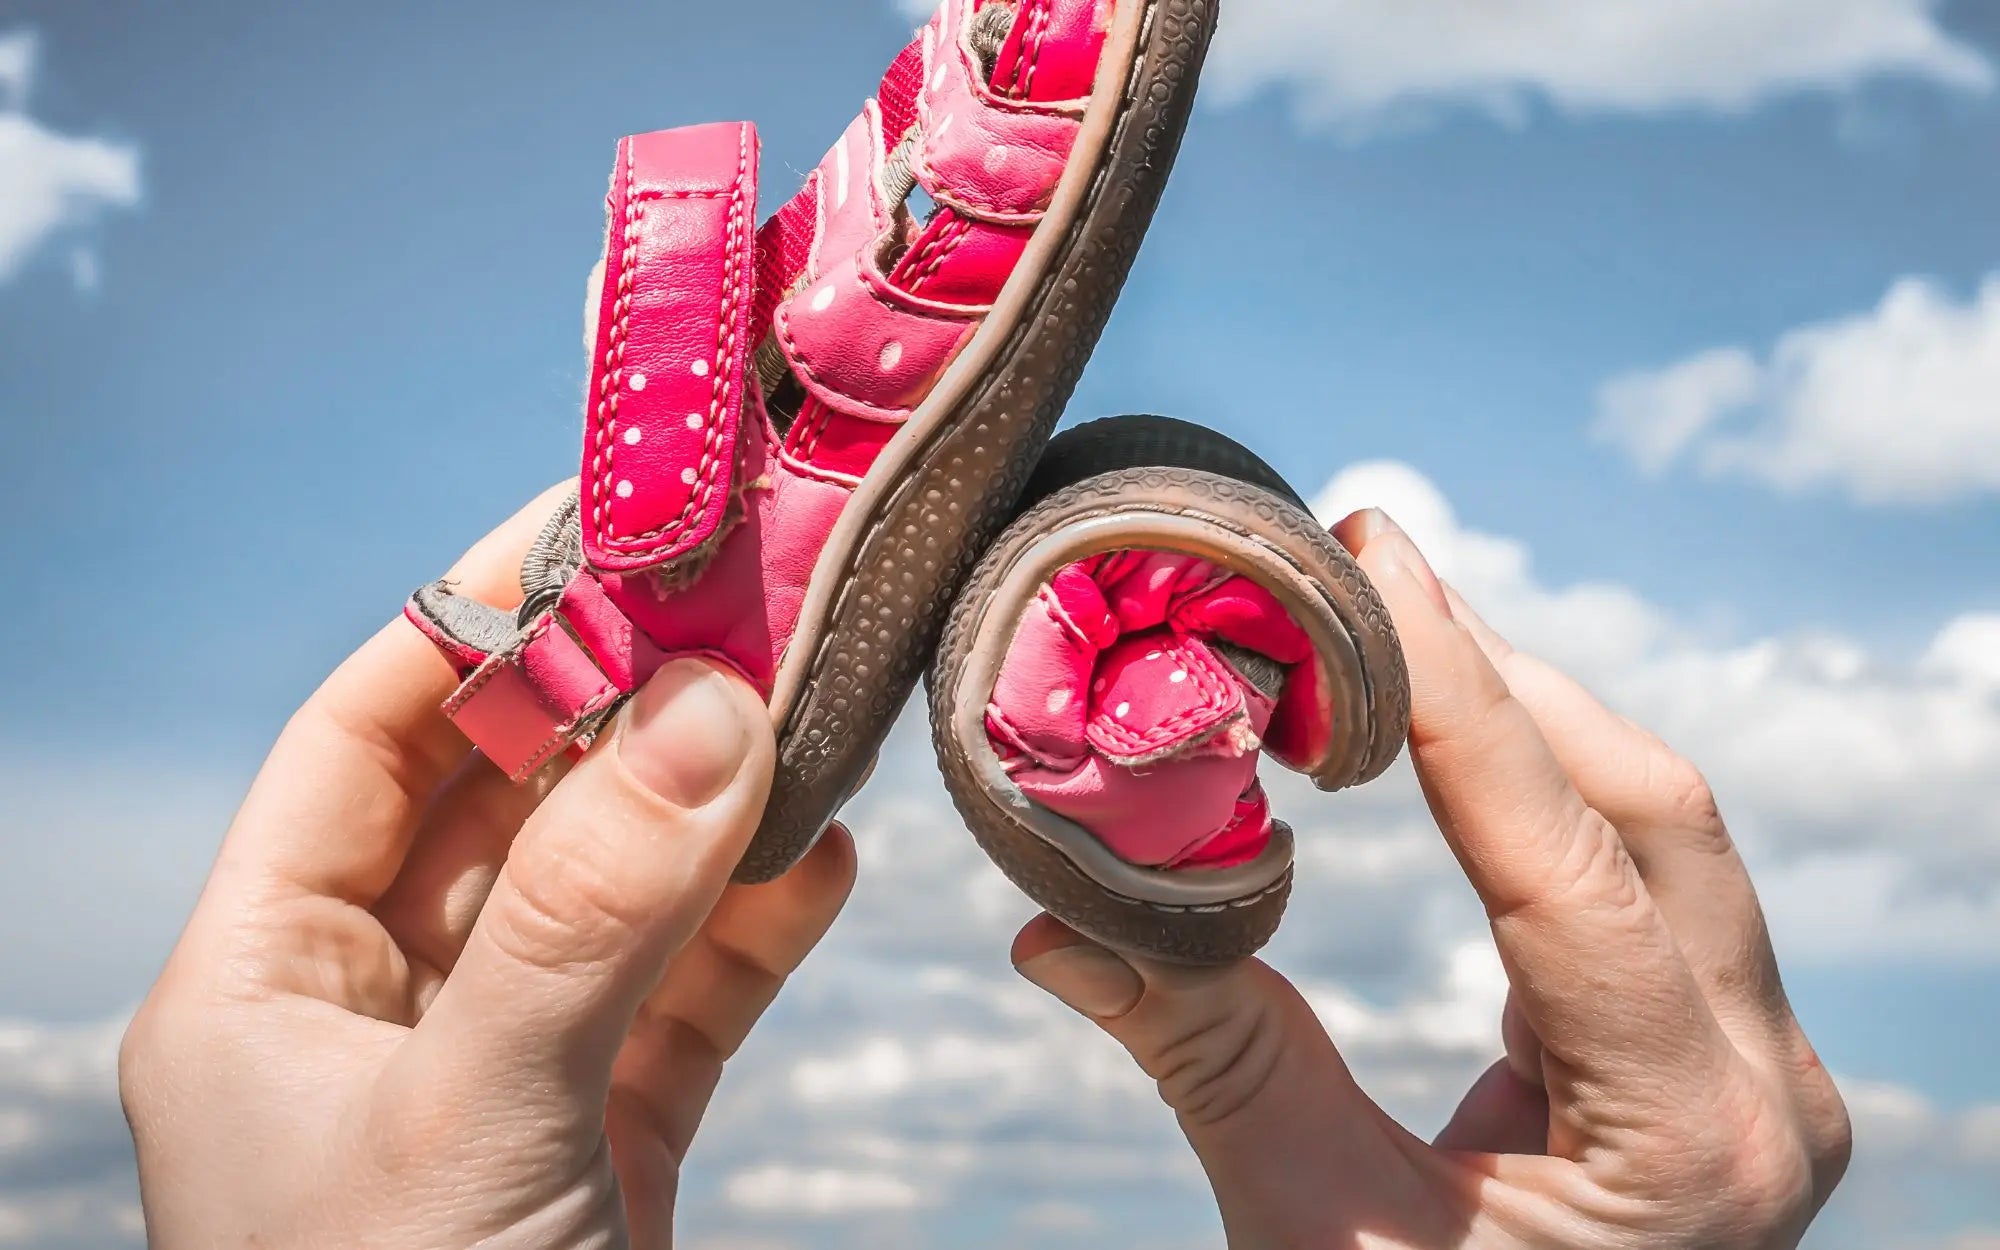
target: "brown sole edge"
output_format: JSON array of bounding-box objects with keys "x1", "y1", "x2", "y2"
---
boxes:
[
  {"x1": 926, "y1": 466, "x2": 1411, "y2": 964},
  {"x1": 733, "y1": 0, "x2": 1222, "y2": 884}
]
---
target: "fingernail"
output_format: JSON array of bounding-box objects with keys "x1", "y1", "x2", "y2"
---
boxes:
[
  {"x1": 1362, "y1": 519, "x2": 1450, "y2": 617},
  {"x1": 1331, "y1": 506, "x2": 1396, "y2": 555},
  {"x1": 617, "y1": 661, "x2": 754, "y2": 808},
  {"x1": 1354, "y1": 507, "x2": 1400, "y2": 547},
  {"x1": 1016, "y1": 944, "x2": 1145, "y2": 1019}
]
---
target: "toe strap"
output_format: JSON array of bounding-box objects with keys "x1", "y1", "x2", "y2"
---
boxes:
[{"x1": 409, "y1": 573, "x2": 659, "y2": 782}]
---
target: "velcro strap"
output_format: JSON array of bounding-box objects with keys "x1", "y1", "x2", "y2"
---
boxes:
[
  {"x1": 442, "y1": 575, "x2": 658, "y2": 782},
  {"x1": 582, "y1": 122, "x2": 761, "y2": 575},
  {"x1": 1085, "y1": 632, "x2": 1249, "y2": 768}
]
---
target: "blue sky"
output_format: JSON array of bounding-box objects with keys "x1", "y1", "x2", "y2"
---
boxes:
[{"x1": 2, "y1": 1, "x2": 1998, "y2": 1246}]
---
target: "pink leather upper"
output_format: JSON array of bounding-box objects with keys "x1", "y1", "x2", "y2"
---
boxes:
[
  {"x1": 605, "y1": 395, "x2": 853, "y2": 694},
  {"x1": 763, "y1": 0, "x2": 1100, "y2": 423},
  {"x1": 583, "y1": 124, "x2": 760, "y2": 576},
  {"x1": 776, "y1": 252, "x2": 986, "y2": 424},
  {"x1": 988, "y1": 554, "x2": 1313, "y2": 870},
  {"x1": 915, "y1": 2, "x2": 1083, "y2": 224},
  {"x1": 989, "y1": 0, "x2": 1112, "y2": 103},
  {"x1": 417, "y1": 0, "x2": 1123, "y2": 779}
]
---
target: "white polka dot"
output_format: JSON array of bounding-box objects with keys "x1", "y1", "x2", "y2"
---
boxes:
[
  {"x1": 983, "y1": 146, "x2": 1009, "y2": 172},
  {"x1": 691, "y1": 359, "x2": 710, "y2": 377},
  {"x1": 879, "y1": 340, "x2": 904, "y2": 371},
  {"x1": 1093, "y1": 678, "x2": 1107, "y2": 694},
  {"x1": 686, "y1": 413, "x2": 704, "y2": 429},
  {"x1": 810, "y1": 285, "x2": 837, "y2": 313},
  {"x1": 1146, "y1": 651, "x2": 1163, "y2": 661},
  {"x1": 1150, "y1": 566, "x2": 1174, "y2": 589},
  {"x1": 932, "y1": 60, "x2": 949, "y2": 91},
  {"x1": 1115, "y1": 701, "x2": 1132, "y2": 719},
  {"x1": 1170, "y1": 670, "x2": 1188, "y2": 684},
  {"x1": 623, "y1": 426, "x2": 642, "y2": 445},
  {"x1": 1045, "y1": 688, "x2": 1071, "y2": 714},
  {"x1": 681, "y1": 467, "x2": 698, "y2": 486},
  {"x1": 628, "y1": 371, "x2": 648, "y2": 392},
  {"x1": 934, "y1": 113, "x2": 956, "y2": 141},
  {"x1": 615, "y1": 480, "x2": 635, "y2": 499}
]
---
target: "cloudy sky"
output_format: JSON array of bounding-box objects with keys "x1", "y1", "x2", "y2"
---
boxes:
[{"x1": 2, "y1": 0, "x2": 1998, "y2": 1246}]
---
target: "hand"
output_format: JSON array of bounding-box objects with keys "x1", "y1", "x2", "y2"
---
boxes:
[
  {"x1": 1009, "y1": 510, "x2": 1853, "y2": 1249},
  {"x1": 119, "y1": 486, "x2": 856, "y2": 1249}
]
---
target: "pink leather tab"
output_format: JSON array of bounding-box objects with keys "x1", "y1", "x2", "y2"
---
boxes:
[
  {"x1": 1085, "y1": 631, "x2": 1248, "y2": 766},
  {"x1": 440, "y1": 573, "x2": 662, "y2": 782},
  {"x1": 583, "y1": 122, "x2": 761, "y2": 575},
  {"x1": 444, "y1": 611, "x2": 624, "y2": 783},
  {"x1": 550, "y1": 571, "x2": 651, "y2": 693}
]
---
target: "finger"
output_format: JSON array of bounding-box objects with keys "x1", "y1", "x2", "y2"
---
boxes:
[
  {"x1": 1331, "y1": 510, "x2": 1727, "y2": 1092},
  {"x1": 1011, "y1": 916, "x2": 1424, "y2": 1229},
  {"x1": 1501, "y1": 989, "x2": 1545, "y2": 1088},
  {"x1": 201, "y1": 482, "x2": 573, "y2": 917},
  {"x1": 607, "y1": 823, "x2": 857, "y2": 1244},
  {"x1": 1433, "y1": 1059, "x2": 1551, "y2": 1156},
  {"x1": 372, "y1": 754, "x2": 573, "y2": 1013},
  {"x1": 1442, "y1": 584, "x2": 1788, "y2": 1027},
  {"x1": 1433, "y1": 990, "x2": 1550, "y2": 1155},
  {"x1": 406, "y1": 660, "x2": 775, "y2": 1112}
]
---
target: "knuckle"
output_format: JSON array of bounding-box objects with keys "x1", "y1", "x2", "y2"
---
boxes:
[
  {"x1": 1141, "y1": 981, "x2": 1288, "y2": 1129},
  {"x1": 1678, "y1": 1071, "x2": 1817, "y2": 1240},
  {"x1": 116, "y1": 1001, "x2": 165, "y2": 1115},
  {"x1": 118, "y1": 988, "x2": 210, "y2": 1127},
  {"x1": 1787, "y1": 1036, "x2": 1855, "y2": 1194},
  {"x1": 1808, "y1": 1088, "x2": 1855, "y2": 1196},
  {"x1": 1650, "y1": 752, "x2": 1728, "y2": 841},
  {"x1": 363, "y1": 1081, "x2": 466, "y2": 1179},
  {"x1": 1723, "y1": 1131, "x2": 1816, "y2": 1237},
  {"x1": 1522, "y1": 805, "x2": 1651, "y2": 930},
  {"x1": 489, "y1": 853, "x2": 645, "y2": 974}
]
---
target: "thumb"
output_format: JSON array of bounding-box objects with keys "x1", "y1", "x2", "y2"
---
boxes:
[
  {"x1": 1012, "y1": 917, "x2": 1407, "y2": 1234},
  {"x1": 410, "y1": 659, "x2": 775, "y2": 1111}
]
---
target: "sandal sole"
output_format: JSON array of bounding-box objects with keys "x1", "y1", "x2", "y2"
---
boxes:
[
  {"x1": 927, "y1": 462, "x2": 1411, "y2": 964},
  {"x1": 735, "y1": 0, "x2": 1223, "y2": 883}
]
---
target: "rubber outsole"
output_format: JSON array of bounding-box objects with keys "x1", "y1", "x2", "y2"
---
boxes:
[
  {"x1": 925, "y1": 435, "x2": 1411, "y2": 964},
  {"x1": 735, "y1": 0, "x2": 1222, "y2": 884}
]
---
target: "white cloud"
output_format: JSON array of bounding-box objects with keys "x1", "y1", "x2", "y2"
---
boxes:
[
  {"x1": 0, "y1": 1016, "x2": 142, "y2": 1250},
  {"x1": 1205, "y1": 0, "x2": 1991, "y2": 130},
  {"x1": 0, "y1": 33, "x2": 33, "y2": 108},
  {"x1": 0, "y1": 30, "x2": 141, "y2": 288},
  {"x1": 890, "y1": 0, "x2": 1991, "y2": 131},
  {"x1": 1315, "y1": 460, "x2": 2000, "y2": 948},
  {"x1": 1596, "y1": 276, "x2": 2000, "y2": 505},
  {"x1": 724, "y1": 1166, "x2": 924, "y2": 1217}
]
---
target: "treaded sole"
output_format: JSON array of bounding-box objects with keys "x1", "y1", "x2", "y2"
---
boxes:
[
  {"x1": 926, "y1": 459, "x2": 1411, "y2": 964},
  {"x1": 734, "y1": 0, "x2": 1222, "y2": 884}
]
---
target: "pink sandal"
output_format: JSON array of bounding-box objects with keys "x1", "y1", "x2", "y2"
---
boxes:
[
  {"x1": 406, "y1": 0, "x2": 1221, "y2": 882},
  {"x1": 927, "y1": 416, "x2": 1411, "y2": 963}
]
